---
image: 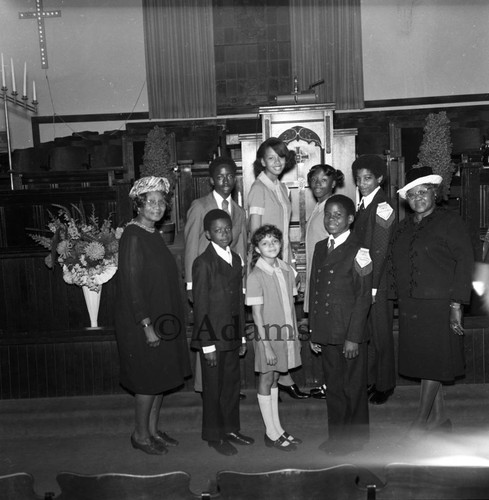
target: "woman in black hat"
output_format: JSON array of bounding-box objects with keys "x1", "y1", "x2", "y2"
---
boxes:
[{"x1": 390, "y1": 166, "x2": 474, "y2": 438}]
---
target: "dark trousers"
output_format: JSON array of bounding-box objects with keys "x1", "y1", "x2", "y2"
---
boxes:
[
  {"x1": 322, "y1": 342, "x2": 369, "y2": 444},
  {"x1": 367, "y1": 291, "x2": 396, "y2": 392},
  {"x1": 200, "y1": 348, "x2": 240, "y2": 442}
]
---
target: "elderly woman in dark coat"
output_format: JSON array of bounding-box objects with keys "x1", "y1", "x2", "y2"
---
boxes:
[
  {"x1": 391, "y1": 167, "x2": 474, "y2": 438},
  {"x1": 115, "y1": 176, "x2": 191, "y2": 455}
]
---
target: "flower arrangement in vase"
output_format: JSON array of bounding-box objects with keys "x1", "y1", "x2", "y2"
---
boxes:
[
  {"x1": 28, "y1": 204, "x2": 124, "y2": 327},
  {"x1": 413, "y1": 111, "x2": 455, "y2": 200}
]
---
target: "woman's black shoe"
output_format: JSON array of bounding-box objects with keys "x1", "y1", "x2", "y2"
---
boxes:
[
  {"x1": 154, "y1": 430, "x2": 179, "y2": 447},
  {"x1": 282, "y1": 431, "x2": 302, "y2": 444},
  {"x1": 264, "y1": 433, "x2": 297, "y2": 451},
  {"x1": 277, "y1": 383, "x2": 310, "y2": 399},
  {"x1": 130, "y1": 434, "x2": 167, "y2": 455}
]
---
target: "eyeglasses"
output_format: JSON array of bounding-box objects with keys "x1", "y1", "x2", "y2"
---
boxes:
[
  {"x1": 144, "y1": 200, "x2": 166, "y2": 208},
  {"x1": 406, "y1": 187, "x2": 433, "y2": 201}
]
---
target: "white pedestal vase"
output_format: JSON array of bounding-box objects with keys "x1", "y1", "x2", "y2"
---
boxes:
[{"x1": 82, "y1": 285, "x2": 102, "y2": 328}]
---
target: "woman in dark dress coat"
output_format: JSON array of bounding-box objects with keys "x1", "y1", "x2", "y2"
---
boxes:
[
  {"x1": 391, "y1": 167, "x2": 474, "y2": 439},
  {"x1": 115, "y1": 176, "x2": 191, "y2": 455}
]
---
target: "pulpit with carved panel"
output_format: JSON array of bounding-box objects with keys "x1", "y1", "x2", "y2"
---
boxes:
[
  {"x1": 238, "y1": 104, "x2": 356, "y2": 298},
  {"x1": 259, "y1": 104, "x2": 335, "y2": 245}
]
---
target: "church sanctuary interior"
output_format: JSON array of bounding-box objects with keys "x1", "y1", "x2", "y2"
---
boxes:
[{"x1": 2, "y1": 0, "x2": 489, "y2": 499}]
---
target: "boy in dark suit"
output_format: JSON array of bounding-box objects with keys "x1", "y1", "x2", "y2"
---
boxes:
[
  {"x1": 185, "y1": 157, "x2": 248, "y2": 398},
  {"x1": 352, "y1": 155, "x2": 396, "y2": 405},
  {"x1": 309, "y1": 195, "x2": 372, "y2": 455},
  {"x1": 184, "y1": 157, "x2": 247, "y2": 302},
  {"x1": 191, "y1": 209, "x2": 254, "y2": 456}
]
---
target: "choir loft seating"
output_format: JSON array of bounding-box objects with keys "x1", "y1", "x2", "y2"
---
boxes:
[{"x1": 6, "y1": 130, "x2": 125, "y2": 190}]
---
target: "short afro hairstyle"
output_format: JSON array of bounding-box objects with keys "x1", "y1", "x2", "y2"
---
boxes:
[
  {"x1": 208, "y1": 156, "x2": 237, "y2": 177},
  {"x1": 325, "y1": 194, "x2": 356, "y2": 217},
  {"x1": 351, "y1": 154, "x2": 387, "y2": 180},
  {"x1": 203, "y1": 208, "x2": 232, "y2": 231}
]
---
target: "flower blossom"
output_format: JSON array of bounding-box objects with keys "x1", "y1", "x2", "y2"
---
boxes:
[{"x1": 85, "y1": 242, "x2": 105, "y2": 261}]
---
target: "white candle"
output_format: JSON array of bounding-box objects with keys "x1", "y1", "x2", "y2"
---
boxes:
[
  {"x1": 10, "y1": 58, "x2": 16, "y2": 93},
  {"x1": 23, "y1": 62, "x2": 27, "y2": 96},
  {"x1": 1, "y1": 53, "x2": 5, "y2": 88},
  {"x1": 32, "y1": 80, "x2": 36, "y2": 102}
]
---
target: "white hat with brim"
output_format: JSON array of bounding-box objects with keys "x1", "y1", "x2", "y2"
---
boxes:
[{"x1": 397, "y1": 170, "x2": 442, "y2": 200}]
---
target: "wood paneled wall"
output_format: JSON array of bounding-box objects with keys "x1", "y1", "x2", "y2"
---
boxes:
[{"x1": 2, "y1": 319, "x2": 488, "y2": 400}]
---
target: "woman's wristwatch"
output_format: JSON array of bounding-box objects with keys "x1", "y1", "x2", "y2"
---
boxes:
[{"x1": 141, "y1": 320, "x2": 152, "y2": 328}]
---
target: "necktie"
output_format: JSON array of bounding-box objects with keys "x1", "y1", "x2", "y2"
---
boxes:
[
  {"x1": 222, "y1": 199, "x2": 229, "y2": 214},
  {"x1": 328, "y1": 239, "x2": 335, "y2": 254},
  {"x1": 358, "y1": 200, "x2": 365, "y2": 212}
]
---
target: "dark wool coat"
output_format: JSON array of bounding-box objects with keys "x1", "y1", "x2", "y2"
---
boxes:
[
  {"x1": 352, "y1": 188, "x2": 396, "y2": 291},
  {"x1": 390, "y1": 208, "x2": 474, "y2": 303},
  {"x1": 309, "y1": 233, "x2": 373, "y2": 345},
  {"x1": 115, "y1": 225, "x2": 191, "y2": 394}
]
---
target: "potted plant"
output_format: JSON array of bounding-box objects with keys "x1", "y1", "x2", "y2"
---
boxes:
[
  {"x1": 413, "y1": 111, "x2": 455, "y2": 200},
  {"x1": 140, "y1": 126, "x2": 178, "y2": 243}
]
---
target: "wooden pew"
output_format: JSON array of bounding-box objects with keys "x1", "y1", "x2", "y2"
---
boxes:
[
  {"x1": 0, "y1": 472, "x2": 46, "y2": 500},
  {"x1": 374, "y1": 463, "x2": 489, "y2": 500},
  {"x1": 216, "y1": 465, "x2": 376, "y2": 500},
  {"x1": 56, "y1": 471, "x2": 198, "y2": 500}
]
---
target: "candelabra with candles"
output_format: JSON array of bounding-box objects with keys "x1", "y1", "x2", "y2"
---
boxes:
[{"x1": 1, "y1": 56, "x2": 38, "y2": 190}]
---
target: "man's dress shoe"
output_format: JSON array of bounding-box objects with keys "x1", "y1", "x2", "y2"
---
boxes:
[
  {"x1": 239, "y1": 392, "x2": 246, "y2": 400},
  {"x1": 277, "y1": 383, "x2": 310, "y2": 399},
  {"x1": 369, "y1": 388, "x2": 394, "y2": 405},
  {"x1": 430, "y1": 419, "x2": 452, "y2": 433},
  {"x1": 208, "y1": 440, "x2": 238, "y2": 456},
  {"x1": 309, "y1": 384, "x2": 327, "y2": 399},
  {"x1": 225, "y1": 431, "x2": 254, "y2": 445}
]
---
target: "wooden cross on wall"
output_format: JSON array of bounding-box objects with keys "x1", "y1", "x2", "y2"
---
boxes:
[{"x1": 19, "y1": 0, "x2": 61, "y2": 69}]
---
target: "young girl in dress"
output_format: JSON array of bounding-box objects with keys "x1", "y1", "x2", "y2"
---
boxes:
[{"x1": 245, "y1": 224, "x2": 302, "y2": 452}]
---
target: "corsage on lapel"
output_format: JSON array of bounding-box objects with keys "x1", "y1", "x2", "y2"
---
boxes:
[
  {"x1": 376, "y1": 202, "x2": 395, "y2": 229},
  {"x1": 355, "y1": 247, "x2": 373, "y2": 276}
]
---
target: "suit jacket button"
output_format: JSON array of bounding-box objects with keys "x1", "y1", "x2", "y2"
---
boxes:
[
  {"x1": 325, "y1": 303, "x2": 329, "y2": 306},
  {"x1": 318, "y1": 269, "x2": 321, "y2": 273},
  {"x1": 330, "y1": 270, "x2": 334, "y2": 274},
  {"x1": 314, "y1": 301, "x2": 318, "y2": 304},
  {"x1": 326, "y1": 311, "x2": 329, "y2": 315}
]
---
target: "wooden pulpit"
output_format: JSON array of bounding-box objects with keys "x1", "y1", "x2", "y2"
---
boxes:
[{"x1": 239, "y1": 104, "x2": 357, "y2": 296}]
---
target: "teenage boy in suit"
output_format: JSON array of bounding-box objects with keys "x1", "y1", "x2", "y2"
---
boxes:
[
  {"x1": 352, "y1": 155, "x2": 396, "y2": 405},
  {"x1": 309, "y1": 195, "x2": 372, "y2": 455},
  {"x1": 184, "y1": 156, "x2": 248, "y2": 396},
  {"x1": 191, "y1": 209, "x2": 254, "y2": 456},
  {"x1": 184, "y1": 156, "x2": 247, "y2": 302}
]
